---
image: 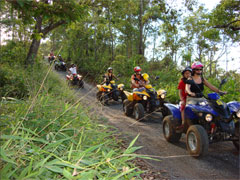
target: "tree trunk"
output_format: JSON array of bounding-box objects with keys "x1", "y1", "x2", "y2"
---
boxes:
[
  {"x1": 25, "y1": 39, "x2": 41, "y2": 66},
  {"x1": 107, "y1": 7, "x2": 114, "y2": 61},
  {"x1": 24, "y1": 16, "x2": 65, "y2": 66},
  {"x1": 138, "y1": 0, "x2": 144, "y2": 57},
  {"x1": 25, "y1": 16, "x2": 42, "y2": 66}
]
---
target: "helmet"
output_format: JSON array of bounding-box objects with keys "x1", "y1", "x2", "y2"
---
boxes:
[
  {"x1": 134, "y1": 66, "x2": 141, "y2": 72},
  {"x1": 191, "y1": 62, "x2": 203, "y2": 69},
  {"x1": 182, "y1": 67, "x2": 192, "y2": 75},
  {"x1": 142, "y1": 73, "x2": 149, "y2": 81},
  {"x1": 107, "y1": 67, "x2": 113, "y2": 72},
  {"x1": 59, "y1": 54, "x2": 61, "y2": 57}
]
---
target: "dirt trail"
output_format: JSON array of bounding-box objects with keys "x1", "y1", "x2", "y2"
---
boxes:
[{"x1": 58, "y1": 70, "x2": 239, "y2": 180}]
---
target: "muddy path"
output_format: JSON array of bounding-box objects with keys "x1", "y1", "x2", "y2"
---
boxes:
[{"x1": 57, "y1": 70, "x2": 239, "y2": 180}]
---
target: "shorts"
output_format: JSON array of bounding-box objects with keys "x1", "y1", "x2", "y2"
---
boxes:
[
  {"x1": 180, "y1": 100, "x2": 186, "y2": 112},
  {"x1": 186, "y1": 97, "x2": 206, "y2": 105}
]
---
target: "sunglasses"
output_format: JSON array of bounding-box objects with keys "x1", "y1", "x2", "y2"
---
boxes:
[{"x1": 195, "y1": 69, "x2": 203, "y2": 71}]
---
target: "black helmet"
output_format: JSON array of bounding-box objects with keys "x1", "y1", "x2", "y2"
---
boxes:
[
  {"x1": 182, "y1": 67, "x2": 192, "y2": 75},
  {"x1": 107, "y1": 67, "x2": 113, "y2": 72}
]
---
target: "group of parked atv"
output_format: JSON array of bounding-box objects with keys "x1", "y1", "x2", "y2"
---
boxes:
[{"x1": 96, "y1": 77, "x2": 240, "y2": 158}]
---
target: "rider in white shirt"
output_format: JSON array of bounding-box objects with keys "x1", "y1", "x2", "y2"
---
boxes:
[{"x1": 68, "y1": 64, "x2": 77, "y2": 75}]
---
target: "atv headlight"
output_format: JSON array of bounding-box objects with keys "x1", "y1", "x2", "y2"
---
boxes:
[
  {"x1": 143, "y1": 96, "x2": 147, "y2": 100},
  {"x1": 161, "y1": 94, "x2": 166, "y2": 99},
  {"x1": 205, "y1": 114, "x2": 213, "y2": 122},
  {"x1": 107, "y1": 89, "x2": 111, "y2": 92},
  {"x1": 236, "y1": 110, "x2": 240, "y2": 118}
]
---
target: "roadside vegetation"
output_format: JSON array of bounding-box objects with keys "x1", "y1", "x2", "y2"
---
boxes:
[{"x1": 0, "y1": 43, "x2": 145, "y2": 179}]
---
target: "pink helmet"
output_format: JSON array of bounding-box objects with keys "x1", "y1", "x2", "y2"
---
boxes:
[
  {"x1": 134, "y1": 66, "x2": 141, "y2": 72},
  {"x1": 191, "y1": 62, "x2": 203, "y2": 69}
]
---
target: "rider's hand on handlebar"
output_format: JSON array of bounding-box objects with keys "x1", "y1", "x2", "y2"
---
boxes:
[{"x1": 219, "y1": 91, "x2": 227, "y2": 96}]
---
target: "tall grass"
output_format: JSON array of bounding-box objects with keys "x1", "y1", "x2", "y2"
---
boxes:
[{"x1": 0, "y1": 61, "x2": 144, "y2": 179}]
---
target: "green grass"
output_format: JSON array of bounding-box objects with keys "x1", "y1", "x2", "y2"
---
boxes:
[{"x1": 0, "y1": 62, "x2": 145, "y2": 179}]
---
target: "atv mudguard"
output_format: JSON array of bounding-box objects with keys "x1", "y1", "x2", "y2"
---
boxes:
[
  {"x1": 164, "y1": 103, "x2": 181, "y2": 121},
  {"x1": 227, "y1": 101, "x2": 240, "y2": 113},
  {"x1": 124, "y1": 91, "x2": 133, "y2": 101}
]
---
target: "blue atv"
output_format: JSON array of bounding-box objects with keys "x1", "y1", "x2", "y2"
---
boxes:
[{"x1": 162, "y1": 82, "x2": 240, "y2": 157}]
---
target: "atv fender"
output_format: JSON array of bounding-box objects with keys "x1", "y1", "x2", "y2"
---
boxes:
[
  {"x1": 164, "y1": 103, "x2": 181, "y2": 121},
  {"x1": 124, "y1": 91, "x2": 133, "y2": 101},
  {"x1": 97, "y1": 85, "x2": 102, "y2": 91},
  {"x1": 227, "y1": 101, "x2": 240, "y2": 114}
]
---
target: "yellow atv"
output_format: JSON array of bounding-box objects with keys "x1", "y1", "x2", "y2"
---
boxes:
[
  {"x1": 96, "y1": 80, "x2": 126, "y2": 105},
  {"x1": 123, "y1": 83, "x2": 167, "y2": 121}
]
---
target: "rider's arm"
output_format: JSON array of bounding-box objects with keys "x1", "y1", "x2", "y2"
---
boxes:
[
  {"x1": 185, "y1": 83, "x2": 195, "y2": 97},
  {"x1": 203, "y1": 79, "x2": 220, "y2": 93},
  {"x1": 113, "y1": 74, "x2": 118, "y2": 80},
  {"x1": 131, "y1": 76, "x2": 139, "y2": 88}
]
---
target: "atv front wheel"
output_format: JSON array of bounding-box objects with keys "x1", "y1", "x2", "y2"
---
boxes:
[
  {"x1": 163, "y1": 115, "x2": 182, "y2": 143},
  {"x1": 186, "y1": 125, "x2": 209, "y2": 157},
  {"x1": 134, "y1": 103, "x2": 144, "y2": 121},
  {"x1": 123, "y1": 99, "x2": 133, "y2": 116},
  {"x1": 99, "y1": 93, "x2": 108, "y2": 105},
  {"x1": 96, "y1": 92, "x2": 102, "y2": 101},
  {"x1": 79, "y1": 80, "x2": 84, "y2": 88}
]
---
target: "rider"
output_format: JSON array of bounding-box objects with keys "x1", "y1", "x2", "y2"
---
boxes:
[
  {"x1": 103, "y1": 67, "x2": 117, "y2": 85},
  {"x1": 49, "y1": 50, "x2": 55, "y2": 62},
  {"x1": 185, "y1": 61, "x2": 225, "y2": 105},
  {"x1": 131, "y1": 66, "x2": 149, "y2": 89},
  {"x1": 177, "y1": 67, "x2": 192, "y2": 129},
  {"x1": 68, "y1": 64, "x2": 77, "y2": 76},
  {"x1": 58, "y1": 54, "x2": 64, "y2": 62}
]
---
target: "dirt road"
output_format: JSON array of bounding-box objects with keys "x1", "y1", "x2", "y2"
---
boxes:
[{"x1": 58, "y1": 70, "x2": 239, "y2": 180}]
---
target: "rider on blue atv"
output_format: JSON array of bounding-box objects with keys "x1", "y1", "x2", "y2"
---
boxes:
[
  {"x1": 185, "y1": 61, "x2": 226, "y2": 104},
  {"x1": 162, "y1": 61, "x2": 240, "y2": 157}
]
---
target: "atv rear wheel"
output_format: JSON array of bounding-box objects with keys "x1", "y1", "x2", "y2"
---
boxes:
[
  {"x1": 186, "y1": 125, "x2": 209, "y2": 157},
  {"x1": 134, "y1": 103, "x2": 144, "y2": 121},
  {"x1": 123, "y1": 99, "x2": 133, "y2": 116},
  {"x1": 233, "y1": 122, "x2": 239, "y2": 150},
  {"x1": 163, "y1": 115, "x2": 182, "y2": 143}
]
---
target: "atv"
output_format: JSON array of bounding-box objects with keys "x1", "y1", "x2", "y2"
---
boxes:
[
  {"x1": 66, "y1": 74, "x2": 84, "y2": 88},
  {"x1": 123, "y1": 81, "x2": 168, "y2": 121},
  {"x1": 162, "y1": 80, "x2": 240, "y2": 157},
  {"x1": 96, "y1": 80, "x2": 126, "y2": 105},
  {"x1": 54, "y1": 60, "x2": 67, "y2": 71}
]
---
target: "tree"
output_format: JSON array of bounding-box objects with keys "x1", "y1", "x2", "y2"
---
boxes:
[
  {"x1": 210, "y1": 0, "x2": 240, "y2": 42},
  {"x1": 5, "y1": 0, "x2": 86, "y2": 66}
]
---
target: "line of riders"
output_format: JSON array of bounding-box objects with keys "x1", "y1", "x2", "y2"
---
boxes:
[
  {"x1": 49, "y1": 51, "x2": 240, "y2": 157},
  {"x1": 97, "y1": 61, "x2": 240, "y2": 158},
  {"x1": 48, "y1": 51, "x2": 84, "y2": 88}
]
